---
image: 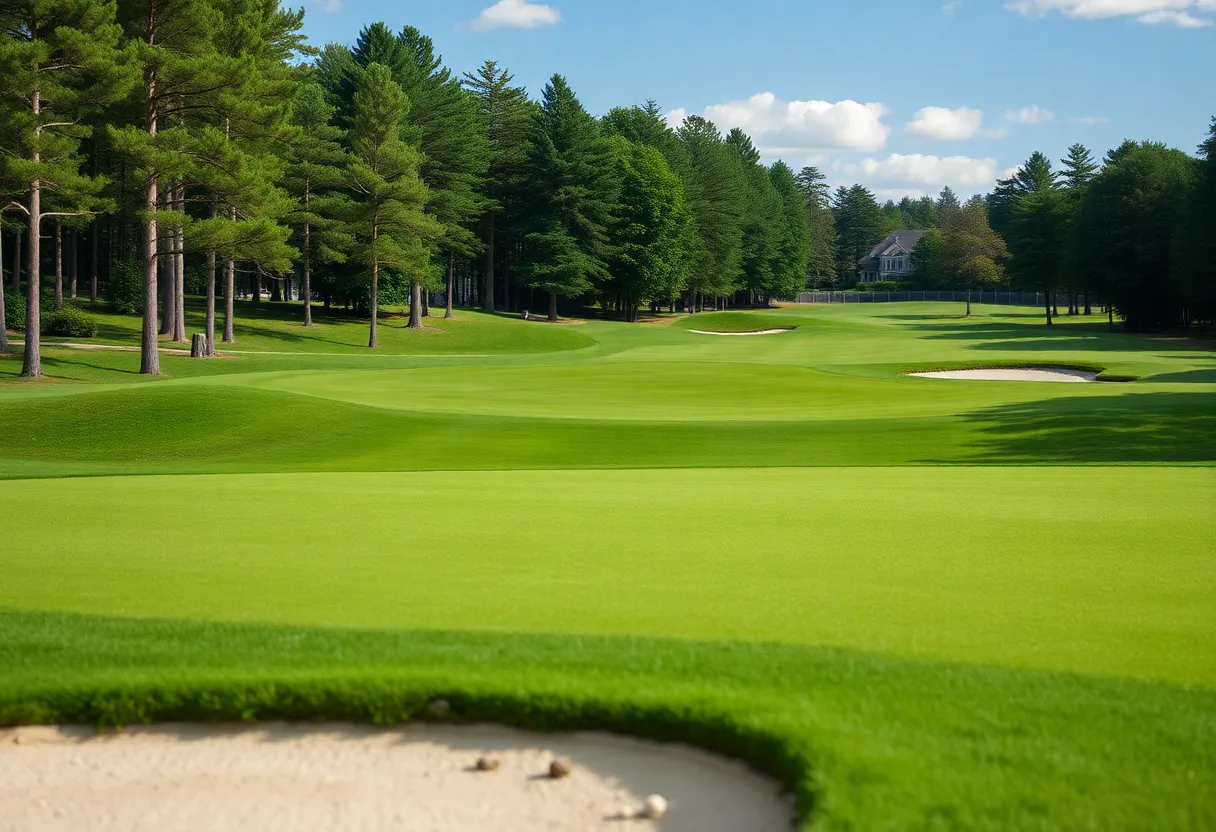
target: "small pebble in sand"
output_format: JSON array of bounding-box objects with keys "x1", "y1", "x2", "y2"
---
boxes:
[
  {"x1": 475, "y1": 756, "x2": 499, "y2": 772},
  {"x1": 642, "y1": 794, "x2": 668, "y2": 819},
  {"x1": 427, "y1": 699, "x2": 451, "y2": 717},
  {"x1": 548, "y1": 758, "x2": 573, "y2": 779}
]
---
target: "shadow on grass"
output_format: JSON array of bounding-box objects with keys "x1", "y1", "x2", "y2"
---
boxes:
[
  {"x1": 944, "y1": 391, "x2": 1216, "y2": 463},
  {"x1": 1141, "y1": 369, "x2": 1216, "y2": 384}
]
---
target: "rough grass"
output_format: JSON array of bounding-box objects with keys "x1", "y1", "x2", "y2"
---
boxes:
[{"x1": 2, "y1": 301, "x2": 1215, "y2": 829}]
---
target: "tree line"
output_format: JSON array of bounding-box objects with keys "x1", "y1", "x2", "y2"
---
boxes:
[
  {"x1": 820, "y1": 127, "x2": 1216, "y2": 331},
  {"x1": 1, "y1": 0, "x2": 1213, "y2": 382},
  {"x1": 0, "y1": 3, "x2": 810, "y2": 377}
]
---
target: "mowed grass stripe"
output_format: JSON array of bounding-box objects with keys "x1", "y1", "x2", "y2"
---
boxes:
[{"x1": 2, "y1": 467, "x2": 1212, "y2": 686}]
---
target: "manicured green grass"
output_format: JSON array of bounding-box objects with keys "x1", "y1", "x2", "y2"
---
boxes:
[{"x1": 2, "y1": 301, "x2": 1214, "y2": 829}]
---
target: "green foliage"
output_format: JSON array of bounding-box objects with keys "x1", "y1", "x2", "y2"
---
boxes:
[
  {"x1": 832, "y1": 184, "x2": 885, "y2": 285},
  {"x1": 3, "y1": 292, "x2": 24, "y2": 331},
  {"x1": 520, "y1": 75, "x2": 619, "y2": 315},
  {"x1": 856, "y1": 280, "x2": 901, "y2": 292},
  {"x1": 41, "y1": 305, "x2": 97, "y2": 337},
  {"x1": 1172, "y1": 118, "x2": 1216, "y2": 323},
  {"x1": 910, "y1": 228, "x2": 947, "y2": 288},
  {"x1": 107, "y1": 260, "x2": 144, "y2": 314},
  {"x1": 796, "y1": 166, "x2": 837, "y2": 287},
  {"x1": 1073, "y1": 142, "x2": 1198, "y2": 331},
  {"x1": 674, "y1": 116, "x2": 745, "y2": 300}
]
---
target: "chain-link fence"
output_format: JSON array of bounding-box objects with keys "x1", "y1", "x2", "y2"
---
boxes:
[{"x1": 794, "y1": 290, "x2": 1060, "y2": 306}]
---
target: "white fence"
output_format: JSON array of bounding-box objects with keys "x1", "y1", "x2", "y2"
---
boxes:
[{"x1": 795, "y1": 290, "x2": 1053, "y2": 306}]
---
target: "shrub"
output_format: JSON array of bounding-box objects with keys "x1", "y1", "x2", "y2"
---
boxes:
[
  {"x1": 107, "y1": 261, "x2": 144, "y2": 315},
  {"x1": 1097, "y1": 373, "x2": 1138, "y2": 383},
  {"x1": 3, "y1": 292, "x2": 25, "y2": 331},
  {"x1": 42, "y1": 306, "x2": 98, "y2": 338}
]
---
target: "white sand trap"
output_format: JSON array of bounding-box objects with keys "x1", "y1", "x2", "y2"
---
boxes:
[
  {"x1": 910, "y1": 367, "x2": 1097, "y2": 382},
  {"x1": 0, "y1": 723, "x2": 794, "y2": 831},
  {"x1": 688, "y1": 329, "x2": 793, "y2": 336}
]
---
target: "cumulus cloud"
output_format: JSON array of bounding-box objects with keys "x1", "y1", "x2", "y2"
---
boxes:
[
  {"x1": 1006, "y1": 105, "x2": 1054, "y2": 124},
  {"x1": 1006, "y1": 0, "x2": 1215, "y2": 27},
  {"x1": 468, "y1": 0, "x2": 561, "y2": 32},
  {"x1": 835, "y1": 154, "x2": 1002, "y2": 189},
  {"x1": 906, "y1": 106, "x2": 985, "y2": 140},
  {"x1": 669, "y1": 92, "x2": 890, "y2": 153}
]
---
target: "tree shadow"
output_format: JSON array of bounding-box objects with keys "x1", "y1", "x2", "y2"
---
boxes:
[
  {"x1": 939, "y1": 391, "x2": 1216, "y2": 464},
  {"x1": 1141, "y1": 369, "x2": 1216, "y2": 384}
]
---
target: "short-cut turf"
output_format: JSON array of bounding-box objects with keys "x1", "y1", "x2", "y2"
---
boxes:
[{"x1": 2, "y1": 300, "x2": 1214, "y2": 830}]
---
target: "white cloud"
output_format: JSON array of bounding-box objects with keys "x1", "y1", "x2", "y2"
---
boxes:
[
  {"x1": 468, "y1": 0, "x2": 561, "y2": 32},
  {"x1": 1006, "y1": 105, "x2": 1054, "y2": 124},
  {"x1": 663, "y1": 108, "x2": 687, "y2": 130},
  {"x1": 675, "y1": 92, "x2": 890, "y2": 153},
  {"x1": 835, "y1": 154, "x2": 1002, "y2": 190},
  {"x1": 906, "y1": 106, "x2": 985, "y2": 140},
  {"x1": 1006, "y1": 0, "x2": 1216, "y2": 27},
  {"x1": 1070, "y1": 116, "x2": 1111, "y2": 124}
]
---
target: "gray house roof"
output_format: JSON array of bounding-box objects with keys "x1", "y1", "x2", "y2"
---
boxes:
[{"x1": 858, "y1": 230, "x2": 928, "y2": 268}]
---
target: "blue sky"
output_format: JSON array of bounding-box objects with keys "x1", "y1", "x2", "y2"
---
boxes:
[{"x1": 298, "y1": 0, "x2": 1214, "y2": 200}]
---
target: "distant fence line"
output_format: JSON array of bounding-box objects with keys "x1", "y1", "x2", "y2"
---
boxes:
[{"x1": 794, "y1": 290, "x2": 1065, "y2": 307}]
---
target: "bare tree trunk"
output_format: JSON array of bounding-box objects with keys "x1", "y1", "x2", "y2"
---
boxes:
[
  {"x1": 10, "y1": 222, "x2": 19, "y2": 296},
  {"x1": 223, "y1": 255, "x2": 235, "y2": 343},
  {"x1": 1044, "y1": 287, "x2": 1053, "y2": 327},
  {"x1": 159, "y1": 186, "x2": 173, "y2": 336},
  {"x1": 445, "y1": 250, "x2": 454, "y2": 319},
  {"x1": 408, "y1": 278, "x2": 422, "y2": 329},
  {"x1": 174, "y1": 182, "x2": 185, "y2": 341},
  {"x1": 54, "y1": 221, "x2": 63, "y2": 310},
  {"x1": 21, "y1": 173, "x2": 43, "y2": 377},
  {"x1": 302, "y1": 212, "x2": 313, "y2": 326},
  {"x1": 0, "y1": 218, "x2": 7, "y2": 354},
  {"x1": 369, "y1": 260, "x2": 379, "y2": 348},
  {"x1": 482, "y1": 212, "x2": 495, "y2": 313},
  {"x1": 68, "y1": 228, "x2": 77, "y2": 299},
  {"x1": 205, "y1": 245, "x2": 216, "y2": 357},
  {"x1": 548, "y1": 290, "x2": 557, "y2": 322},
  {"x1": 89, "y1": 220, "x2": 98, "y2": 302}
]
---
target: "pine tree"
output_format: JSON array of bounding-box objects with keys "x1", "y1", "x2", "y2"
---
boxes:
[
  {"x1": 0, "y1": 0, "x2": 132, "y2": 377},
  {"x1": 675, "y1": 115, "x2": 745, "y2": 307},
  {"x1": 725, "y1": 128, "x2": 780, "y2": 302},
  {"x1": 463, "y1": 60, "x2": 531, "y2": 313},
  {"x1": 934, "y1": 186, "x2": 962, "y2": 230},
  {"x1": 520, "y1": 74, "x2": 618, "y2": 321},
  {"x1": 1008, "y1": 186, "x2": 1070, "y2": 325},
  {"x1": 605, "y1": 136, "x2": 692, "y2": 319},
  {"x1": 767, "y1": 161, "x2": 812, "y2": 300},
  {"x1": 833, "y1": 184, "x2": 884, "y2": 285},
  {"x1": 347, "y1": 63, "x2": 440, "y2": 344},
  {"x1": 283, "y1": 82, "x2": 354, "y2": 328},
  {"x1": 795, "y1": 166, "x2": 836, "y2": 287},
  {"x1": 1060, "y1": 144, "x2": 1099, "y2": 191},
  {"x1": 1173, "y1": 119, "x2": 1216, "y2": 323}
]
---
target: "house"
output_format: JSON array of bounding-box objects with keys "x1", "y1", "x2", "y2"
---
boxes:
[{"x1": 857, "y1": 230, "x2": 927, "y2": 284}]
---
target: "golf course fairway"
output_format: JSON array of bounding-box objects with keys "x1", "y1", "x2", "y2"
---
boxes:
[{"x1": 2, "y1": 301, "x2": 1214, "y2": 830}]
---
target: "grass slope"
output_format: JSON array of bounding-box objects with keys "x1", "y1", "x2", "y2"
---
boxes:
[{"x1": 2, "y1": 302, "x2": 1215, "y2": 829}]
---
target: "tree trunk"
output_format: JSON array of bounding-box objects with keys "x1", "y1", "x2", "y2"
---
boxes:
[
  {"x1": 10, "y1": 222, "x2": 20, "y2": 297},
  {"x1": 482, "y1": 212, "x2": 495, "y2": 313},
  {"x1": 68, "y1": 228, "x2": 77, "y2": 299},
  {"x1": 271, "y1": 277, "x2": 282, "y2": 302},
  {"x1": 223, "y1": 255, "x2": 235, "y2": 343},
  {"x1": 140, "y1": 162, "x2": 161, "y2": 375},
  {"x1": 368, "y1": 257, "x2": 380, "y2": 348},
  {"x1": 1043, "y1": 287, "x2": 1053, "y2": 327},
  {"x1": 54, "y1": 221, "x2": 63, "y2": 310},
  {"x1": 251, "y1": 270, "x2": 260, "y2": 304},
  {"x1": 408, "y1": 279, "x2": 422, "y2": 329},
  {"x1": 445, "y1": 250, "x2": 454, "y2": 319},
  {"x1": 21, "y1": 174, "x2": 43, "y2": 377},
  {"x1": 205, "y1": 245, "x2": 216, "y2": 357},
  {"x1": 302, "y1": 218, "x2": 313, "y2": 327},
  {"x1": 0, "y1": 220, "x2": 7, "y2": 354},
  {"x1": 548, "y1": 290, "x2": 557, "y2": 322},
  {"x1": 1084, "y1": 293, "x2": 1092, "y2": 316},
  {"x1": 174, "y1": 183, "x2": 185, "y2": 341},
  {"x1": 159, "y1": 188, "x2": 173, "y2": 336},
  {"x1": 89, "y1": 219, "x2": 99, "y2": 302}
]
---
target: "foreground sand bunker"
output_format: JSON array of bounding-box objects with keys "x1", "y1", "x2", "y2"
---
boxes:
[
  {"x1": 0, "y1": 723, "x2": 794, "y2": 831},
  {"x1": 909, "y1": 367, "x2": 1098, "y2": 382}
]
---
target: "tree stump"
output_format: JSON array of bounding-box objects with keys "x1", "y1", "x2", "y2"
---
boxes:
[{"x1": 190, "y1": 333, "x2": 207, "y2": 358}]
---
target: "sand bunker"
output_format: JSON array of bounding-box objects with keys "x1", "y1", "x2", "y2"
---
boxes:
[
  {"x1": 688, "y1": 329, "x2": 793, "y2": 336},
  {"x1": 0, "y1": 723, "x2": 794, "y2": 831},
  {"x1": 909, "y1": 367, "x2": 1098, "y2": 382}
]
